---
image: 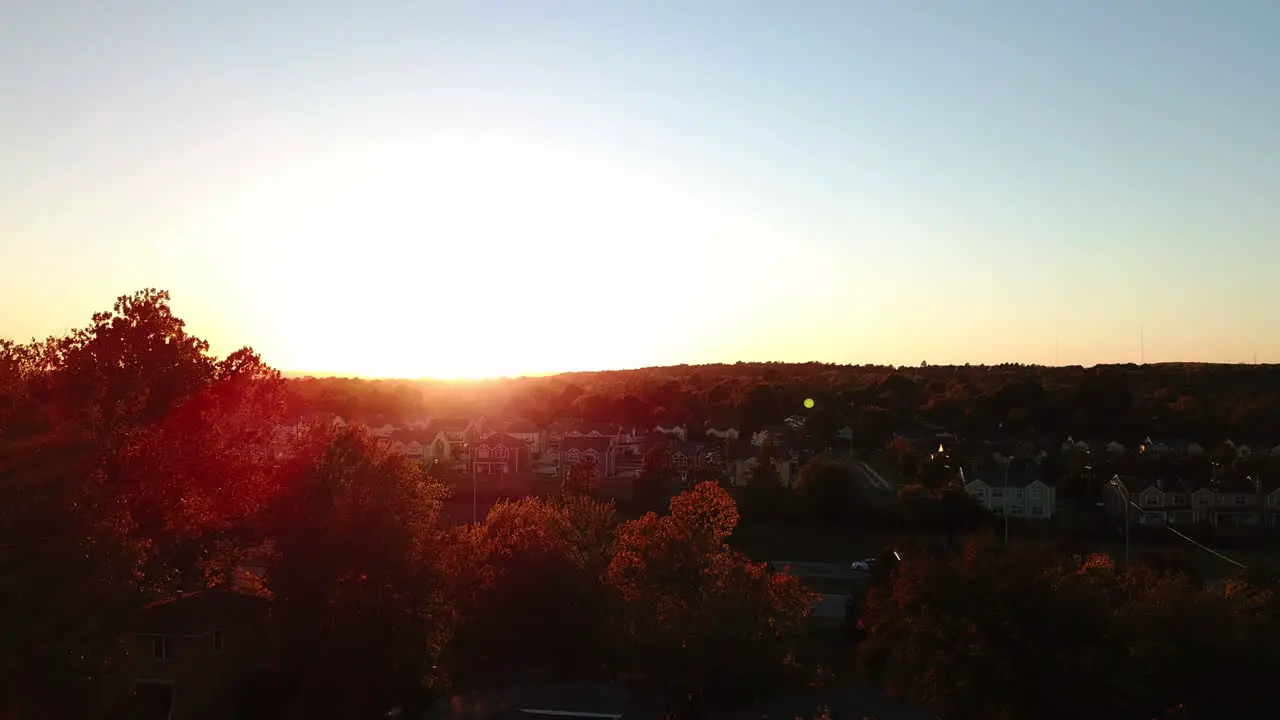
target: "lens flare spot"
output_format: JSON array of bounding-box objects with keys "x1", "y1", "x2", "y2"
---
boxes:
[{"x1": 803, "y1": 398, "x2": 815, "y2": 409}]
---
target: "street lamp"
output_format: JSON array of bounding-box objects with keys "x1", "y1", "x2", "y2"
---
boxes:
[
  {"x1": 1003, "y1": 456, "x2": 1015, "y2": 545},
  {"x1": 1109, "y1": 476, "x2": 1130, "y2": 565},
  {"x1": 463, "y1": 442, "x2": 477, "y2": 524}
]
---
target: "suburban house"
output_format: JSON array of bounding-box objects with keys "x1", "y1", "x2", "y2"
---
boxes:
[
  {"x1": 669, "y1": 441, "x2": 719, "y2": 484},
  {"x1": 963, "y1": 463, "x2": 1058, "y2": 520},
  {"x1": 705, "y1": 425, "x2": 740, "y2": 440},
  {"x1": 1103, "y1": 473, "x2": 1277, "y2": 527},
  {"x1": 501, "y1": 419, "x2": 546, "y2": 456},
  {"x1": 1265, "y1": 476, "x2": 1280, "y2": 527},
  {"x1": 469, "y1": 432, "x2": 534, "y2": 475},
  {"x1": 117, "y1": 587, "x2": 273, "y2": 720},
  {"x1": 385, "y1": 429, "x2": 437, "y2": 463},
  {"x1": 728, "y1": 440, "x2": 794, "y2": 488},
  {"x1": 653, "y1": 423, "x2": 687, "y2": 441},
  {"x1": 558, "y1": 435, "x2": 619, "y2": 481},
  {"x1": 426, "y1": 418, "x2": 471, "y2": 463}
]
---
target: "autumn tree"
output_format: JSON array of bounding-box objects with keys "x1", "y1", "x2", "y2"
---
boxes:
[
  {"x1": 637, "y1": 442, "x2": 677, "y2": 508},
  {"x1": 0, "y1": 290, "x2": 287, "y2": 718},
  {"x1": 265, "y1": 425, "x2": 451, "y2": 713},
  {"x1": 607, "y1": 482, "x2": 816, "y2": 705},
  {"x1": 794, "y1": 457, "x2": 859, "y2": 525},
  {"x1": 442, "y1": 496, "x2": 620, "y2": 681},
  {"x1": 856, "y1": 537, "x2": 1280, "y2": 720},
  {"x1": 561, "y1": 455, "x2": 600, "y2": 497}
]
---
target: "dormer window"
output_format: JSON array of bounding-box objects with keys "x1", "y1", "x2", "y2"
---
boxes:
[
  {"x1": 477, "y1": 447, "x2": 490, "y2": 459},
  {"x1": 584, "y1": 449, "x2": 598, "y2": 461},
  {"x1": 495, "y1": 446, "x2": 509, "y2": 459},
  {"x1": 567, "y1": 450, "x2": 580, "y2": 463}
]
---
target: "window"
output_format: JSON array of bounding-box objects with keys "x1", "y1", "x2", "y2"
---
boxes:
[
  {"x1": 1168, "y1": 494, "x2": 1185, "y2": 505},
  {"x1": 584, "y1": 449, "x2": 598, "y2": 462},
  {"x1": 1030, "y1": 506, "x2": 1045, "y2": 517},
  {"x1": 1144, "y1": 493, "x2": 1160, "y2": 506},
  {"x1": 1196, "y1": 494, "x2": 1211, "y2": 506},
  {"x1": 1011, "y1": 505, "x2": 1023, "y2": 515},
  {"x1": 477, "y1": 447, "x2": 490, "y2": 459},
  {"x1": 991, "y1": 487, "x2": 1004, "y2": 497},
  {"x1": 567, "y1": 450, "x2": 580, "y2": 463},
  {"x1": 1030, "y1": 487, "x2": 1045, "y2": 500},
  {"x1": 1234, "y1": 495, "x2": 1247, "y2": 505},
  {"x1": 212, "y1": 630, "x2": 223, "y2": 652},
  {"x1": 1012, "y1": 489, "x2": 1024, "y2": 499},
  {"x1": 152, "y1": 635, "x2": 173, "y2": 660},
  {"x1": 674, "y1": 454, "x2": 687, "y2": 469},
  {"x1": 495, "y1": 446, "x2": 509, "y2": 459}
]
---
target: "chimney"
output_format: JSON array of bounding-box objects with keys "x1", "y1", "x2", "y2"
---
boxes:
[{"x1": 1156, "y1": 477, "x2": 1164, "y2": 491}]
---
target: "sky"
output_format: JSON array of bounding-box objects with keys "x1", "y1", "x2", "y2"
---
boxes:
[{"x1": 3, "y1": 1, "x2": 1279, "y2": 378}]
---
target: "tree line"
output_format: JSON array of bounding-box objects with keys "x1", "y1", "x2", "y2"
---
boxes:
[
  {"x1": 286, "y1": 361, "x2": 1280, "y2": 453},
  {"x1": 0, "y1": 290, "x2": 814, "y2": 718}
]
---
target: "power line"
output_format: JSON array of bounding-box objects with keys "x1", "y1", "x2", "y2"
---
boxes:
[{"x1": 1115, "y1": 493, "x2": 1248, "y2": 571}]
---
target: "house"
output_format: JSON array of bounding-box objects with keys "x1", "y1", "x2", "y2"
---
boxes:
[
  {"x1": 469, "y1": 433, "x2": 533, "y2": 475},
  {"x1": 501, "y1": 419, "x2": 546, "y2": 456},
  {"x1": 728, "y1": 440, "x2": 793, "y2": 488},
  {"x1": 1263, "y1": 476, "x2": 1280, "y2": 527},
  {"x1": 1103, "y1": 473, "x2": 1268, "y2": 527},
  {"x1": 705, "y1": 425, "x2": 739, "y2": 440},
  {"x1": 386, "y1": 429, "x2": 436, "y2": 463},
  {"x1": 963, "y1": 463, "x2": 1058, "y2": 520},
  {"x1": 653, "y1": 423, "x2": 687, "y2": 441},
  {"x1": 117, "y1": 587, "x2": 273, "y2": 720},
  {"x1": 558, "y1": 436, "x2": 618, "y2": 482},
  {"x1": 669, "y1": 441, "x2": 718, "y2": 484},
  {"x1": 1104, "y1": 475, "x2": 1198, "y2": 526},
  {"x1": 425, "y1": 418, "x2": 471, "y2": 462},
  {"x1": 368, "y1": 422, "x2": 397, "y2": 438}
]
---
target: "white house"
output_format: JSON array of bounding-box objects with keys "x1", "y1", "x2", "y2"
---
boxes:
[
  {"x1": 706, "y1": 426, "x2": 739, "y2": 440},
  {"x1": 1105, "y1": 474, "x2": 1271, "y2": 527},
  {"x1": 502, "y1": 419, "x2": 545, "y2": 456},
  {"x1": 964, "y1": 470, "x2": 1057, "y2": 520},
  {"x1": 653, "y1": 424, "x2": 687, "y2": 441}
]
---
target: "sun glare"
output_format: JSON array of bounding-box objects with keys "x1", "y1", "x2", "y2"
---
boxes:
[{"x1": 194, "y1": 129, "x2": 735, "y2": 378}]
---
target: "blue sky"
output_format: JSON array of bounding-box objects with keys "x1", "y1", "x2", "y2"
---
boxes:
[{"x1": 2, "y1": 1, "x2": 1278, "y2": 376}]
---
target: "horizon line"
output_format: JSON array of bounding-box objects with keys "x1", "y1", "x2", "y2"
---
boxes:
[{"x1": 278, "y1": 359, "x2": 1277, "y2": 382}]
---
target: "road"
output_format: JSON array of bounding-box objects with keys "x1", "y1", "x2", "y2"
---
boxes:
[
  {"x1": 852, "y1": 460, "x2": 895, "y2": 492},
  {"x1": 770, "y1": 560, "x2": 865, "y2": 620}
]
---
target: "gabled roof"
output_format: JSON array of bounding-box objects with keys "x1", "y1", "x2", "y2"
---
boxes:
[
  {"x1": 132, "y1": 586, "x2": 269, "y2": 635},
  {"x1": 389, "y1": 428, "x2": 436, "y2": 444},
  {"x1": 968, "y1": 462, "x2": 1052, "y2": 487},
  {"x1": 560, "y1": 436, "x2": 614, "y2": 453},
  {"x1": 427, "y1": 417, "x2": 471, "y2": 433},
  {"x1": 504, "y1": 419, "x2": 540, "y2": 434},
  {"x1": 475, "y1": 432, "x2": 527, "y2": 450}
]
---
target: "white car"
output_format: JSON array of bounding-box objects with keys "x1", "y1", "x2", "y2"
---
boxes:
[{"x1": 851, "y1": 558, "x2": 877, "y2": 572}]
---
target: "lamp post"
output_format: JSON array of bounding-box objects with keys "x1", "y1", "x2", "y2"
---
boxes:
[
  {"x1": 464, "y1": 442, "x2": 477, "y2": 524},
  {"x1": 1003, "y1": 456, "x2": 1015, "y2": 545},
  {"x1": 1109, "y1": 476, "x2": 1130, "y2": 565}
]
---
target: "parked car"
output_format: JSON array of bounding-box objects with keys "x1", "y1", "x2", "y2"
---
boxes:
[{"x1": 850, "y1": 558, "x2": 877, "y2": 572}]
